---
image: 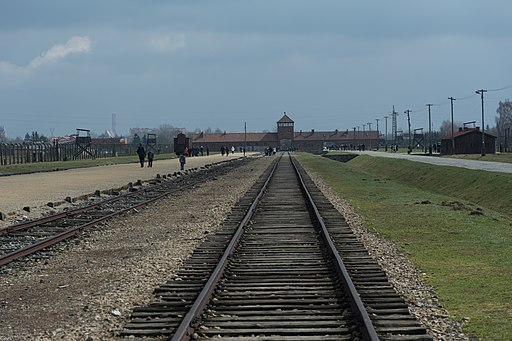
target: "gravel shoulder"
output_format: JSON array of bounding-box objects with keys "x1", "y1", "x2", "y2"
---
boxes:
[{"x1": 356, "y1": 150, "x2": 512, "y2": 173}]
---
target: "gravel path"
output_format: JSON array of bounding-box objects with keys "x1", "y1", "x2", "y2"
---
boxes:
[
  {"x1": 0, "y1": 154, "x2": 468, "y2": 340},
  {"x1": 355, "y1": 150, "x2": 512, "y2": 173},
  {"x1": 0, "y1": 154, "x2": 249, "y2": 229}
]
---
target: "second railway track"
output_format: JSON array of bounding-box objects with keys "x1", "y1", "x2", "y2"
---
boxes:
[
  {"x1": 0, "y1": 158, "x2": 251, "y2": 269},
  {"x1": 121, "y1": 154, "x2": 432, "y2": 340}
]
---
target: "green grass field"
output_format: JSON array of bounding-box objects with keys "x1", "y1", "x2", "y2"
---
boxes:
[{"x1": 297, "y1": 153, "x2": 512, "y2": 340}]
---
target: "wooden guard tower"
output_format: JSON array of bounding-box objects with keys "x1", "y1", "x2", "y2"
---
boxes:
[{"x1": 73, "y1": 128, "x2": 94, "y2": 159}]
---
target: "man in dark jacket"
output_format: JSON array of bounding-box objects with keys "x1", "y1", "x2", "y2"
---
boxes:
[{"x1": 136, "y1": 144, "x2": 146, "y2": 167}]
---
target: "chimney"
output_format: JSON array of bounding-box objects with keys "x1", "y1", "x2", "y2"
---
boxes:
[
  {"x1": 459, "y1": 127, "x2": 463, "y2": 132},
  {"x1": 299, "y1": 130, "x2": 302, "y2": 135}
]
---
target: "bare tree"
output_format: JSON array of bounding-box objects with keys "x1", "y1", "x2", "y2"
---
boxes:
[
  {"x1": 439, "y1": 119, "x2": 463, "y2": 138},
  {"x1": 496, "y1": 99, "x2": 512, "y2": 151},
  {"x1": 155, "y1": 124, "x2": 182, "y2": 144},
  {"x1": 0, "y1": 126, "x2": 6, "y2": 143}
]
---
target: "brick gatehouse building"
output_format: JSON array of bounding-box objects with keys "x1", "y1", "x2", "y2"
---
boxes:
[{"x1": 191, "y1": 113, "x2": 378, "y2": 153}]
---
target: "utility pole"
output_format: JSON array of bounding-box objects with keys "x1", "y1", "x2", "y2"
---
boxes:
[
  {"x1": 112, "y1": 113, "x2": 117, "y2": 136},
  {"x1": 384, "y1": 116, "x2": 388, "y2": 150},
  {"x1": 353, "y1": 127, "x2": 356, "y2": 149},
  {"x1": 476, "y1": 89, "x2": 487, "y2": 156},
  {"x1": 367, "y1": 122, "x2": 372, "y2": 150},
  {"x1": 427, "y1": 104, "x2": 433, "y2": 156},
  {"x1": 375, "y1": 118, "x2": 380, "y2": 150},
  {"x1": 448, "y1": 97, "x2": 456, "y2": 155},
  {"x1": 392, "y1": 106, "x2": 398, "y2": 145},
  {"x1": 404, "y1": 109, "x2": 412, "y2": 151},
  {"x1": 362, "y1": 124, "x2": 366, "y2": 150},
  {"x1": 244, "y1": 122, "x2": 247, "y2": 156}
]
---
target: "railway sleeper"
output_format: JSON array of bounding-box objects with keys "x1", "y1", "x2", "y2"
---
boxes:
[{"x1": 121, "y1": 156, "x2": 432, "y2": 340}]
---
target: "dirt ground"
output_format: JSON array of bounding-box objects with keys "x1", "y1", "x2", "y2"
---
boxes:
[{"x1": 0, "y1": 153, "x2": 248, "y2": 229}]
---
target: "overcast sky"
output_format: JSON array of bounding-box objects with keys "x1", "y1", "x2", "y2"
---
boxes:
[{"x1": 1, "y1": 1, "x2": 511, "y2": 139}]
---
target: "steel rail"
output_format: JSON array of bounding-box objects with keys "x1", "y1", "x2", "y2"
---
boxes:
[
  {"x1": 291, "y1": 155, "x2": 380, "y2": 341},
  {"x1": 1, "y1": 159, "x2": 235, "y2": 236},
  {"x1": 1, "y1": 175, "x2": 177, "y2": 235},
  {"x1": 171, "y1": 154, "x2": 379, "y2": 341},
  {"x1": 0, "y1": 181, "x2": 197, "y2": 267},
  {"x1": 170, "y1": 155, "x2": 282, "y2": 341}
]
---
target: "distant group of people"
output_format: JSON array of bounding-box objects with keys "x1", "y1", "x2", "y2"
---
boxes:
[
  {"x1": 136, "y1": 144, "x2": 213, "y2": 171},
  {"x1": 426, "y1": 143, "x2": 441, "y2": 154},
  {"x1": 136, "y1": 143, "x2": 251, "y2": 172},
  {"x1": 183, "y1": 146, "x2": 209, "y2": 157},
  {"x1": 220, "y1": 146, "x2": 236, "y2": 156},
  {"x1": 136, "y1": 144, "x2": 154, "y2": 167},
  {"x1": 264, "y1": 147, "x2": 276, "y2": 156}
]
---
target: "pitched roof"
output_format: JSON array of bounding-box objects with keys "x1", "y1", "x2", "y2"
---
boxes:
[
  {"x1": 191, "y1": 129, "x2": 380, "y2": 144},
  {"x1": 192, "y1": 132, "x2": 278, "y2": 144},
  {"x1": 294, "y1": 130, "x2": 378, "y2": 141},
  {"x1": 277, "y1": 114, "x2": 294, "y2": 123},
  {"x1": 443, "y1": 128, "x2": 496, "y2": 139}
]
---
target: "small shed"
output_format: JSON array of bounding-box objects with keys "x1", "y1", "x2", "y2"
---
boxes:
[{"x1": 441, "y1": 127, "x2": 496, "y2": 155}]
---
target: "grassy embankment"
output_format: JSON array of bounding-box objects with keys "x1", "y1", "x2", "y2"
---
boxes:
[
  {"x1": 0, "y1": 153, "x2": 176, "y2": 176},
  {"x1": 297, "y1": 153, "x2": 511, "y2": 340}
]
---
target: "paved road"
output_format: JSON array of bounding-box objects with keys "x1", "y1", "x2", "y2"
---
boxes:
[{"x1": 355, "y1": 151, "x2": 512, "y2": 174}]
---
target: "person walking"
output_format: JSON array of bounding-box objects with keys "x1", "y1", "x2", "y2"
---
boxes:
[
  {"x1": 136, "y1": 144, "x2": 146, "y2": 167},
  {"x1": 147, "y1": 150, "x2": 154, "y2": 167},
  {"x1": 179, "y1": 154, "x2": 186, "y2": 171}
]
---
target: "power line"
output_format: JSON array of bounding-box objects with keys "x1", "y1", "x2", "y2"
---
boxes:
[
  {"x1": 432, "y1": 101, "x2": 449, "y2": 107},
  {"x1": 454, "y1": 94, "x2": 475, "y2": 100},
  {"x1": 488, "y1": 83, "x2": 512, "y2": 92}
]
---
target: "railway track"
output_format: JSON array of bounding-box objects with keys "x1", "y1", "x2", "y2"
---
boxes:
[
  {"x1": 0, "y1": 158, "x2": 250, "y2": 269},
  {"x1": 121, "y1": 154, "x2": 432, "y2": 340}
]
